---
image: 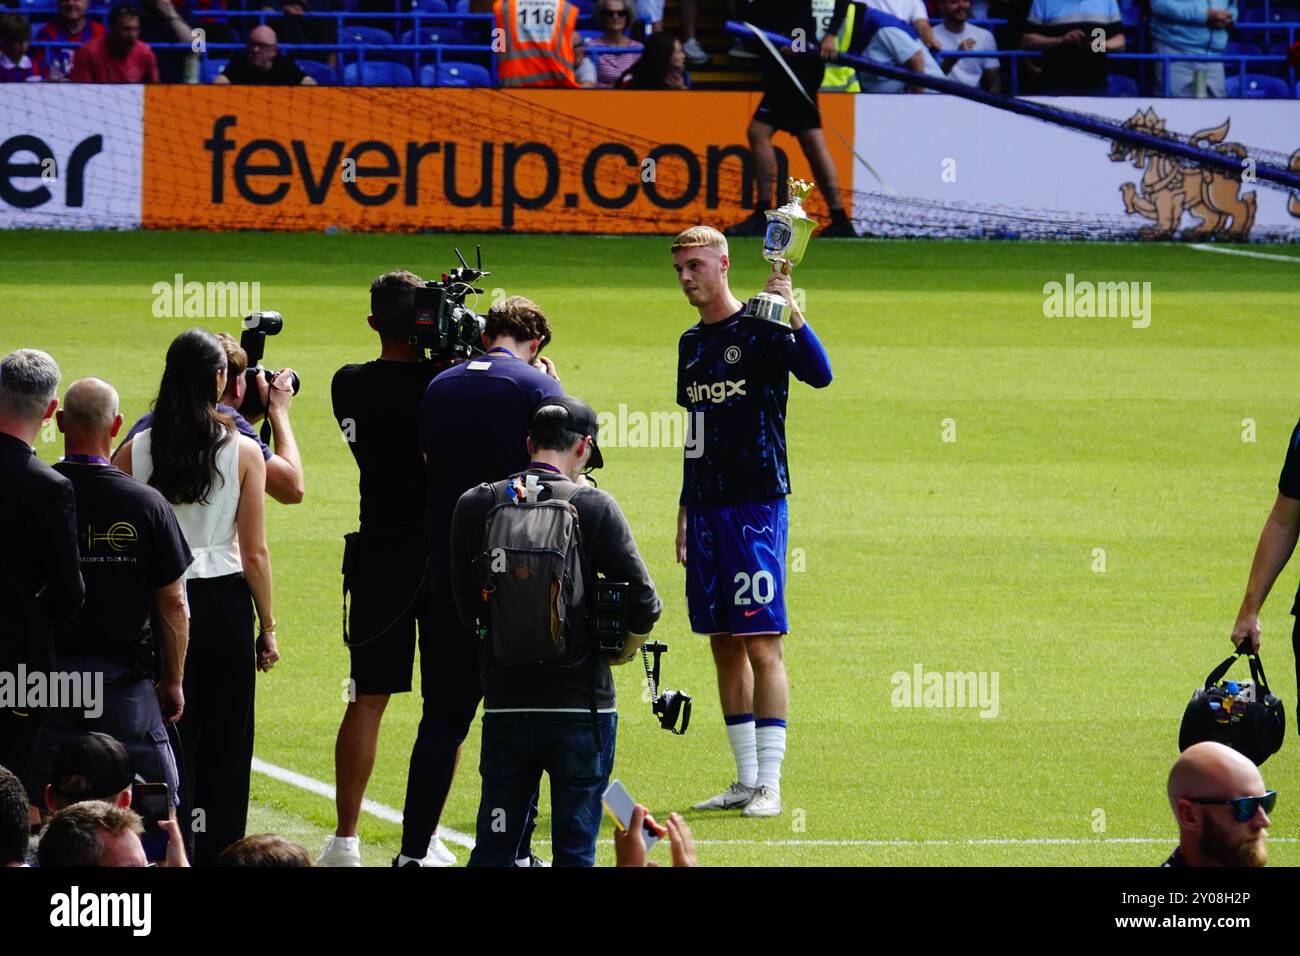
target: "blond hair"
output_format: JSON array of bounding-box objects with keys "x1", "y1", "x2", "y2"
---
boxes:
[{"x1": 670, "y1": 225, "x2": 728, "y2": 257}]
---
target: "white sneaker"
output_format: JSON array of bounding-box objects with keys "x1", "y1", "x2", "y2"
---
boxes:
[
  {"x1": 423, "y1": 833, "x2": 457, "y2": 867},
  {"x1": 316, "y1": 835, "x2": 362, "y2": 867},
  {"x1": 514, "y1": 852, "x2": 551, "y2": 867},
  {"x1": 741, "y1": 785, "x2": 782, "y2": 818},
  {"x1": 691, "y1": 781, "x2": 758, "y2": 810},
  {"x1": 682, "y1": 36, "x2": 710, "y2": 65}
]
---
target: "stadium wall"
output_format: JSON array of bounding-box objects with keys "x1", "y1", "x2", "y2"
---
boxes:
[{"x1": 4, "y1": 87, "x2": 1299, "y2": 240}]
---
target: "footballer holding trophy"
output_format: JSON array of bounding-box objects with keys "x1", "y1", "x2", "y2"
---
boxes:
[{"x1": 669, "y1": 189, "x2": 833, "y2": 819}]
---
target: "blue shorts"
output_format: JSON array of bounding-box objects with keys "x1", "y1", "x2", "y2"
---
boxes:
[{"x1": 684, "y1": 498, "x2": 789, "y2": 636}]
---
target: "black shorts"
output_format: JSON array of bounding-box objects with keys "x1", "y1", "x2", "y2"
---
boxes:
[
  {"x1": 754, "y1": 54, "x2": 825, "y2": 134},
  {"x1": 343, "y1": 533, "x2": 432, "y2": 696}
]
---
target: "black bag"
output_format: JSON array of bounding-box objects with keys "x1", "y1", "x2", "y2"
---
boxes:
[{"x1": 1179, "y1": 648, "x2": 1285, "y2": 766}]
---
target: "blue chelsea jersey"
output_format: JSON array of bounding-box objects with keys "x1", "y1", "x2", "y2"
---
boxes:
[{"x1": 677, "y1": 309, "x2": 832, "y2": 507}]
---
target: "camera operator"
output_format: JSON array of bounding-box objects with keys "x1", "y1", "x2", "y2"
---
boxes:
[
  {"x1": 24, "y1": 379, "x2": 191, "y2": 819},
  {"x1": 317, "y1": 270, "x2": 457, "y2": 868},
  {"x1": 0, "y1": 348, "x2": 84, "y2": 789},
  {"x1": 451, "y1": 397, "x2": 662, "y2": 866},
  {"x1": 115, "y1": 328, "x2": 277, "y2": 867},
  {"x1": 120, "y1": 332, "x2": 304, "y2": 506},
  {"x1": 402, "y1": 294, "x2": 563, "y2": 868}
]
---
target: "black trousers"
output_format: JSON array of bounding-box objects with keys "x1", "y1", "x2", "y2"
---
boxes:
[
  {"x1": 399, "y1": 586, "x2": 537, "y2": 860},
  {"x1": 177, "y1": 573, "x2": 255, "y2": 867}
]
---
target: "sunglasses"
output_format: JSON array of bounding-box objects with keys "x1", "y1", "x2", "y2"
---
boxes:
[
  {"x1": 601, "y1": 9, "x2": 629, "y2": 17},
  {"x1": 1189, "y1": 790, "x2": 1277, "y2": 823}
]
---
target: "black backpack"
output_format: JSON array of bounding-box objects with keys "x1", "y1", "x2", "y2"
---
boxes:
[
  {"x1": 475, "y1": 474, "x2": 585, "y2": 667},
  {"x1": 1179, "y1": 648, "x2": 1286, "y2": 766}
]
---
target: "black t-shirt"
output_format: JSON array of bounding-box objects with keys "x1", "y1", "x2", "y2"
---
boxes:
[
  {"x1": 1276, "y1": 418, "x2": 1300, "y2": 613},
  {"x1": 221, "y1": 51, "x2": 306, "y2": 85},
  {"x1": 52, "y1": 463, "x2": 192, "y2": 673},
  {"x1": 332, "y1": 359, "x2": 440, "y2": 539}
]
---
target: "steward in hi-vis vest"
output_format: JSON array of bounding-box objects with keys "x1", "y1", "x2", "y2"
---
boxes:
[
  {"x1": 494, "y1": 0, "x2": 580, "y2": 88},
  {"x1": 815, "y1": 0, "x2": 860, "y2": 92}
]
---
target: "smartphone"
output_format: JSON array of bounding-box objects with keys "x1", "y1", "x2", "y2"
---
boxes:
[
  {"x1": 133, "y1": 782, "x2": 172, "y2": 863},
  {"x1": 602, "y1": 779, "x2": 658, "y2": 851}
]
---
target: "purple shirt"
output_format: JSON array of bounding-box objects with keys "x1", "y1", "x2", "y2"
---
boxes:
[{"x1": 122, "y1": 404, "x2": 273, "y2": 462}]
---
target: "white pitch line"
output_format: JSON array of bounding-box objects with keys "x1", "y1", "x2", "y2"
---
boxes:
[
  {"x1": 1188, "y1": 244, "x2": 1300, "y2": 263},
  {"x1": 252, "y1": 758, "x2": 1297, "y2": 851},
  {"x1": 251, "y1": 757, "x2": 476, "y2": 851}
]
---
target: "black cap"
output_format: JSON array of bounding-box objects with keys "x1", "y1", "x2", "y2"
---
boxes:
[
  {"x1": 49, "y1": 732, "x2": 134, "y2": 802},
  {"x1": 531, "y1": 395, "x2": 604, "y2": 469}
]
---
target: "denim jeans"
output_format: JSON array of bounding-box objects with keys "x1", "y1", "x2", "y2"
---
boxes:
[{"x1": 468, "y1": 711, "x2": 617, "y2": 868}]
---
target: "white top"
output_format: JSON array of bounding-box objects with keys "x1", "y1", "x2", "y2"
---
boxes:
[
  {"x1": 871, "y1": 0, "x2": 928, "y2": 23},
  {"x1": 860, "y1": 26, "x2": 946, "y2": 93},
  {"x1": 132, "y1": 428, "x2": 243, "y2": 579},
  {"x1": 933, "y1": 21, "x2": 999, "y2": 87}
]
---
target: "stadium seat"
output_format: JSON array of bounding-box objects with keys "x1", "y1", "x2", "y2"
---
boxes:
[
  {"x1": 343, "y1": 61, "x2": 414, "y2": 86},
  {"x1": 451, "y1": 0, "x2": 470, "y2": 11},
  {"x1": 1296, "y1": 78, "x2": 1300, "y2": 97},
  {"x1": 1239, "y1": 5, "x2": 1300, "y2": 24},
  {"x1": 202, "y1": 58, "x2": 228, "y2": 83},
  {"x1": 343, "y1": 26, "x2": 395, "y2": 47},
  {"x1": 400, "y1": 26, "x2": 475, "y2": 47},
  {"x1": 1223, "y1": 40, "x2": 1262, "y2": 57},
  {"x1": 573, "y1": 0, "x2": 597, "y2": 15},
  {"x1": 413, "y1": 0, "x2": 451, "y2": 10},
  {"x1": 296, "y1": 59, "x2": 337, "y2": 85},
  {"x1": 419, "y1": 61, "x2": 492, "y2": 86},
  {"x1": 15, "y1": 0, "x2": 60, "y2": 12},
  {"x1": 1226, "y1": 73, "x2": 1290, "y2": 96},
  {"x1": 1107, "y1": 74, "x2": 1138, "y2": 96}
]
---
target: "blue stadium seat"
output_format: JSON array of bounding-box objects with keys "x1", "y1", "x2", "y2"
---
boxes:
[
  {"x1": 343, "y1": 26, "x2": 395, "y2": 47},
  {"x1": 343, "y1": 61, "x2": 414, "y2": 86},
  {"x1": 451, "y1": 0, "x2": 471, "y2": 11},
  {"x1": 1223, "y1": 40, "x2": 1262, "y2": 57},
  {"x1": 15, "y1": 0, "x2": 60, "y2": 12},
  {"x1": 419, "y1": 60, "x2": 492, "y2": 86},
  {"x1": 203, "y1": 58, "x2": 228, "y2": 83},
  {"x1": 413, "y1": 0, "x2": 451, "y2": 10},
  {"x1": 1296, "y1": 78, "x2": 1300, "y2": 97},
  {"x1": 1240, "y1": 5, "x2": 1300, "y2": 23},
  {"x1": 573, "y1": 0, "x2": 597, "y2": 15},
  {"x1": 1107, "y1": 74, "x2": 1138, "y2": 96},
  {"x1": 400, "y1": 26, "x2": 475, "y2": 47},
  {"x1": 1226, "y1": 73, "x2": 1289, "y2": 96},
  {"x1": 296, "y1": 59, "x2": 337, "y2": 85}
]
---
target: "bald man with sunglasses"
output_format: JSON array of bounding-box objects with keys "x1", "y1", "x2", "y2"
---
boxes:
[{"x1": 1165, "y1": 741, "x2": 1274, "y2": 867}]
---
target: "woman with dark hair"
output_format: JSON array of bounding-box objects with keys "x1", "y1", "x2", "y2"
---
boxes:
[
  {"x1": 115, "y1": 327, "x2": 278, "y2": 866},
  {"x1": 618, "y1": 30, "x2": 689, "y2": 89}
]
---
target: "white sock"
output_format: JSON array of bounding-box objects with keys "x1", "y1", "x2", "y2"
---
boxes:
[
  {"x1": 725, "y1": 714, "x2": 758, "y2": 787},
  {"x1": 755, "y1": 719, "x2": 787, "y2": 793}
]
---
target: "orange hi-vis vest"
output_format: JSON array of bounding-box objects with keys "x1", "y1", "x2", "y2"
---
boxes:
[{"x1": 494, "y1": 0, "x2": 580, "y2": 88}]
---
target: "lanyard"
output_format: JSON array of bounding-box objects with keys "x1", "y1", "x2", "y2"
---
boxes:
[
  {"x1": 62, "y1": 454, "x2": 112, "y2": 466},
  {"x1": 527, "y1": 461, "x2": 562, "y2": 474}
]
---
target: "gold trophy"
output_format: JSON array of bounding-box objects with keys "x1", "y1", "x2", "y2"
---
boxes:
[{"x1": 744, "y1": 178, "x2": 818, "y2": 327}]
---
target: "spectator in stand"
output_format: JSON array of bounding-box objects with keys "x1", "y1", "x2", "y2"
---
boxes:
[
  {"x1": 1149, "y1": 0, "x2": 1235, "y2": 98},
  {"x1": 137, "y1": 0, "x2": 197, "y2": 83},
  {"x1": 0, "y1": 13, "x2": 41, "y2": 81},
  {"x1": 618, "y1": 29, "x2": 689, "y2": 87},
  {"x1": 260, "y1": 0, "x2": 340, "y2": 69},
  {"x1": 219, "y1": 833, "x2": 312, "y2": 866},
  {"x1": 872, "y1": 0, "x2": 942, "y2": 51},
  {"x1": 68, "y1": 4, "x2": 160, "y2": 82},
  {"x1": 594, "y1": 0, "x2": 643, "y2": 87},
  {"x1": 850, "y1": 2, "x2": 946, "y2": 93},
  {"x1": 934, "y1": 0, "x2": 1001, "y2": 90},
  {"x1": 214, "y1": 25, "x2": 317, "y2": 84},
  {"x1": 0, "y1": 765, "x2": 28, "y2": 867},
  {"x1": 32, "y1": 0, "x2": 105, "y2": 80},
  {"x1": 38, "y1": 800, "x2": 188, "y2": 867},
  {"x1": 40, "y1": 731, "x2": 135, "y2": 816},
  {"x1": 1020, "y1": 0, "x2": 1124, "y2": 95}
]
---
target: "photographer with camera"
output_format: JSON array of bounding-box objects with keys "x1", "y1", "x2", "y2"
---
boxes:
[
  {"x1": 317, "y1": 270, "x2": 457, "y2": 868},
  {"x1": 121, "y1": 330, "x2": 304, "y2": 506},
  {"x1": 401, "y1": 293, "x2": 563, "y2": 868},
  {"x1": 451, "y1": 397, "x2": 662, "y2": 866}
]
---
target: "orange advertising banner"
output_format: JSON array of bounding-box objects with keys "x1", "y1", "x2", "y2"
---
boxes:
[{"x1": 142, "y1": 87, "x2": 854, "y2": 234}]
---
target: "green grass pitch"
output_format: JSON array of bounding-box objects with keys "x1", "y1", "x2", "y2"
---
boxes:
[{"x1": 3, "y1": 229, "x2": 1297, "y2": 867}]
